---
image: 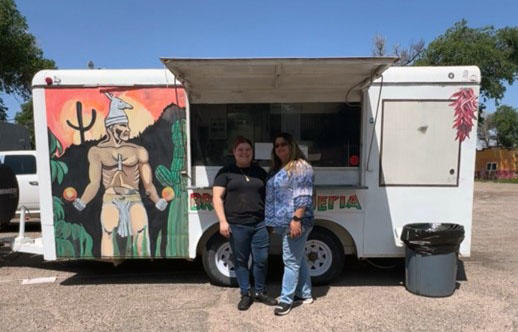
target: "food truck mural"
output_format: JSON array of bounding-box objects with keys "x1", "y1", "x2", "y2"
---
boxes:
[
  {"x1": 11, "y1": 61, "x2": 481, "y2": 287},
  {"x1": 45, "y1": 87, "x2": 189, "y2": 258}
]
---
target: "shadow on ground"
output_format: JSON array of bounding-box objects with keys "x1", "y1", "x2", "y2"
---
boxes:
[{"x1": 1, "y1": 223, "x2": 468, "y2": 299}]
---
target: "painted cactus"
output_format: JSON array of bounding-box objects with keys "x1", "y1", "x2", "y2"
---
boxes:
[
  {"x1": 168, "y1": 119, "x2": 189, "y2": 257},
  {"x1": 65, "y1": 102, "x2": 97, "y2": 144},
  {"x1": 155, "y1": 117, "x2": 189, "y2": 257}
]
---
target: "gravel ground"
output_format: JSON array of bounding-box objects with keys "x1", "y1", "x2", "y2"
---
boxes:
[{"x1": 1, "y1": 181, "x2": 517, "y2": 331}]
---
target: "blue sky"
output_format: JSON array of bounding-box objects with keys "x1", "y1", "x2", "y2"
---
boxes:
[{"x1": 3, "y1": 0, "x2": 517, "y2": 121}]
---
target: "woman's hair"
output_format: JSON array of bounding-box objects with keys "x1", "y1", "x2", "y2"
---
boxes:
[
  {"x1": 232, "y1": 136, "x2": 253, "y2": 151},
  {"x1": 270, "y1": 132, "x2": 307, "y2": 173}
]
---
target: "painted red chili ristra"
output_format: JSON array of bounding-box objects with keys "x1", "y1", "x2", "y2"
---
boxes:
[{"x1": 450, "y1": 88, "x2": 478, "y2": 142}]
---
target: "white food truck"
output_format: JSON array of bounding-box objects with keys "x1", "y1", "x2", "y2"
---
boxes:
[{"x1": 12, "y1": 57, "x2": 480, "y2": 285}]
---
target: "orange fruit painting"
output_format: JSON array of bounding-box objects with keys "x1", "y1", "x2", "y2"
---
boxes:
[
  {"x1": 63, "y1": 187, "x2": 78, "y2": 202},
  {"x1": 162, "y1": 186, "x2": 175, "y2": 202}
]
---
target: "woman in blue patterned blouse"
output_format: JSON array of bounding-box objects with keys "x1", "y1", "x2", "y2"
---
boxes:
[{"x1": 265, "y1": 132, "x2": 314, "y2": 316}]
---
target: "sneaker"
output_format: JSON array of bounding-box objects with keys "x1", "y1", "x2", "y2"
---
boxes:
[
  {"x1": 274, "y1": 302, "x2": 292, "y2": 316},
  {"x1": 254, "y1": 292, "x2": 278, "y2": 306},
  {"x1": 294, "y1": 296, "x2": 314, "y2": 304},
  {"x1": 238, "y1": 293, "x2": 253, "y2": 311}
]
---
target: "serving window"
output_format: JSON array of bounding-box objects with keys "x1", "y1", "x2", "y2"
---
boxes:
[{"x1": 190, "y1": 102, "x2": 361, "y2": 167}]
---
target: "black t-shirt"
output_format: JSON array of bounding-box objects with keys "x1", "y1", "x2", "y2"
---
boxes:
[{"x1": 213, "y1": 163, "x2": 268, "y2": 224}]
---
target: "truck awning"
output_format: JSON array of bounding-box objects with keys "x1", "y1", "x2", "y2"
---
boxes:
[{"x1": 161, "y1": 57, "x2": 397, "y2": 103}]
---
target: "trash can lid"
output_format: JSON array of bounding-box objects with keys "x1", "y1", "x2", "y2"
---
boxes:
[{"x1": 401, "y1": 223, "x2": 465, "y2": 245}]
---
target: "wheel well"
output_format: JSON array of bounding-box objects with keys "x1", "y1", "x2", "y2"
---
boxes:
[
  {"x1": 314, "y1": 219, "x2": 358, "y2": 256},
  {"x1": 196, "y1": 222, "x2": 220, "y2": 256}
]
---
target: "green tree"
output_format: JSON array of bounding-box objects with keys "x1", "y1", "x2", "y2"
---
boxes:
[
  {"x1": 498, "y1": 27, "x2": 518, "y2": 68},
  {"x1": 491, "y1": 105, "x2": 518, "y2": 148},
  {"x1": 14, "y1": 99, "x2": 34, "y2": 148},
  {"x1": 492, "y1": 105, "x2": 518, "y2": 148},
  {"x1": 0, "y1": 0, "x2": 55, "y2": 121},
  {"x1": 415, "y1": 20, "x2": 518, "y2": 106}
]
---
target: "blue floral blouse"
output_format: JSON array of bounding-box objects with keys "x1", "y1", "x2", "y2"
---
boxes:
[{"x1": 265, "y1": 160, "x2": 314, "y2": 227}]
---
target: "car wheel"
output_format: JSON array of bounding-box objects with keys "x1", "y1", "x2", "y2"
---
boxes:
[
  {"x1": 306, "y1": 227, "x2": 345, "y2": 285},
  {"x1": 202, "y1": 234, "x2": 238, "y2": 287}
]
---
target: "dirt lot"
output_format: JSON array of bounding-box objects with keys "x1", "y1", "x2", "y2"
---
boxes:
[{"x1": 1, "y1": 182, "x2": 517, "y2": 331}]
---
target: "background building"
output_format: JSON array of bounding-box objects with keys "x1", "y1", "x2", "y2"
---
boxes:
[{"x1": 475, "y1": 147, "x2": 518, "y2": 179}]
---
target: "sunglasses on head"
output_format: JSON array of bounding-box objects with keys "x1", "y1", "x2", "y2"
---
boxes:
[{"x1": 274, "y1": 142, "x2": 288, "y2": 148}]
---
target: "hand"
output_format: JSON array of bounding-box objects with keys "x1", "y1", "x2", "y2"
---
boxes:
[
  {"x1": 155, "y1": 198, "x2": 168, "y2": 211},
  {"x1": 290, "y1": 220, "x2": 302, "y2": 238},
  {"x1": 220, "y1": 221, "x2": 231, "y2": 238},
  {"x1": 73, "y1": 198, "x2": 86, "y2": 211}
]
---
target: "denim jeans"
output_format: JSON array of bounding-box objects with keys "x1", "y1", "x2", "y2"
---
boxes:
[
  {"x1": 276, "y1": 225, "x2": 313, "y2": 305},
  {"x1": 229, "y1": 221, "x2": 270, "y2": 295}
]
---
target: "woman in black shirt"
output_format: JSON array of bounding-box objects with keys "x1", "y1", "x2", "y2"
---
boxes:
[{"x1": 213, "y1": 136, "x2": 277, "y2": 310}]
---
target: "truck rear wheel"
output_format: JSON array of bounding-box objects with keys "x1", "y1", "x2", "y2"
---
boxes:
[
  {"x1": 306, "y1": 227, "x2": 345, "y2": 285},
  {"x1": 202, "y1": 234, "x2": 238, "y2": 286}
]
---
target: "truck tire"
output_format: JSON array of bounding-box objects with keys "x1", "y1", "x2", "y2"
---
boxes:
[
  {"x1": 202, "y1": 234, "x2": 238, "y2": 287},
  {"x1": 0, "y1": 165, "x2": 19, "y2": 231},
  {"x1": 306, "y1": 227, "x2": 345, "y2": 285}
]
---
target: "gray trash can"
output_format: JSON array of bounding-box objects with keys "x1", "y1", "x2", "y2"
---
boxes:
[{"x1": 401, "y1": 223, "x2": 465, "y2": 297}]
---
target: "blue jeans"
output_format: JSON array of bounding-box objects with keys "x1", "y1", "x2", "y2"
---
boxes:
[
  {"x1": 276, "y1": 225, "x2": 313, "y2": 305},
  {"x1": 229, "y1": 221, "x2": 270, "y2": 295}
]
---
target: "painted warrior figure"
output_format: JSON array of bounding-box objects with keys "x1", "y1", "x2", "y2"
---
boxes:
[{"x1": 73, "y1": 92, "x2": 168, "y2": 257}]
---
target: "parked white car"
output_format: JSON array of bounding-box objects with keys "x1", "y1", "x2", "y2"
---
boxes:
[{"x1": 0, "y1": 150, "x2": 40, "y2": 221}]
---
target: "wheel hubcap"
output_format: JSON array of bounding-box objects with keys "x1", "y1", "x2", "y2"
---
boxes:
[
  {"x1": 215, "y1": 242, "x2": 235, "y2": 278},
  {"x1": 305, "y1": 239, "x2": 333, "y2": 277},
  {"x1": 214, "y1": 242, "x2": 252, "y2": 278}
]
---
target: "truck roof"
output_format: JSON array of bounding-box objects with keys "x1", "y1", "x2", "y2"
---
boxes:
[
  {"x1": 32, "y1": 69, "x2": 180, "y2": 88},
  {"x1": 32, "y1": 59, "x2": 480, "y2": 103}
]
